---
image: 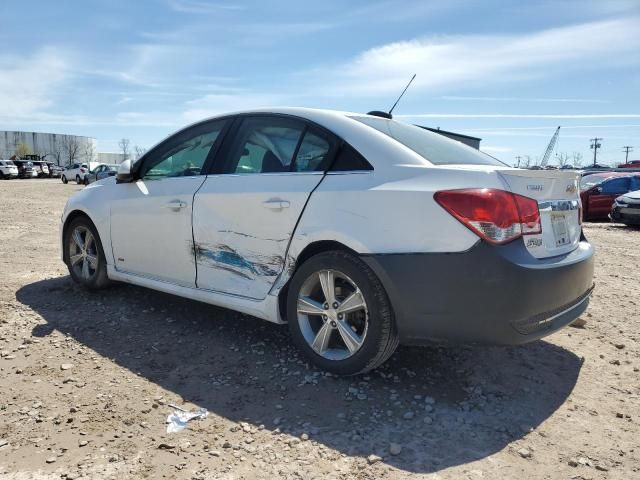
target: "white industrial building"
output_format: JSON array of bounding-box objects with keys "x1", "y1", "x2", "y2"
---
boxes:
[{"x1": 0, "y1": 130, "x2": 128, "y2": 166}]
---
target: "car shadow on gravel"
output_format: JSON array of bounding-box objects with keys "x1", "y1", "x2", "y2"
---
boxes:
[{"x1": 19, "y1": 276, "x2": 582, "y2": 474}]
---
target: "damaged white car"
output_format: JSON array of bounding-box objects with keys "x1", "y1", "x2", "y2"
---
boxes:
[{"x1": 60, "y1": 108, "x2": 594, "y2": 374}]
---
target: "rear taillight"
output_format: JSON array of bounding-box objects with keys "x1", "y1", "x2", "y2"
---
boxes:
[
  {"x1": 434, "y1": 188, "x2": 541, "y2": 245},
  {"x1": 80, "y1": 168, "x2": 87, "y2": 172}
]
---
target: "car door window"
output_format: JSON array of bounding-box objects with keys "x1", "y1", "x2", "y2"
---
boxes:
[
  {"x1": 141, "y1": 120, "x2": 226, "y2": 180},
  {"x1": 601, "y1": 178, "x2": 630, "y2": 194},
  {"x1": 226, "y1": 117, "x2": 306, "y2": 174},
  {"x1": 292, "y1": 130, "x2": 331, "y2": 172}
]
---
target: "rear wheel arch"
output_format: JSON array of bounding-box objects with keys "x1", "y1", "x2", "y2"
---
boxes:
[{"x1": 277, "y1": 240, "x2": 365, "y2": 323}]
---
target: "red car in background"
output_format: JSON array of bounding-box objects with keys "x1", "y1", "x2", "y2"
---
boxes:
[
  {"x1": 618, "y1": 160, "x2": 640, "y2": 169},
  {"x1": 580, "y1": 173, "x2": 640, "y2": 220}
]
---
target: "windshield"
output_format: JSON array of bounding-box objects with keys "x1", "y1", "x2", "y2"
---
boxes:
[{"x1": 351, "y1": 116, "x2": 505, "y2": 166}]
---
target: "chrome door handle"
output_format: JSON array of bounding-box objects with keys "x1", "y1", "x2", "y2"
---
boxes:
[
  {"x1": 262, "y1": 199, "x2": 290, "y2": 209},
  {"x1": 166, "y1": 200, "x2": 187, "y2": 210}
]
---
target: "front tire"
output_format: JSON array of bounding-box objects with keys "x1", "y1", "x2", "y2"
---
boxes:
[
  {"x1": 62, "y1": 175, "x2": 68, "y2": 184},
  {"x1": 64, "y1": 217, "x2": 110, "y2": 290},
  {"x1": 287, "y1": 250, "x2": 398, "y2": 375}
]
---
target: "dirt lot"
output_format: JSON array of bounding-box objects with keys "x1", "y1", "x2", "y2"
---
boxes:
[{"x1": 0, "y1": 178, "x2": 638, "y2": 480}]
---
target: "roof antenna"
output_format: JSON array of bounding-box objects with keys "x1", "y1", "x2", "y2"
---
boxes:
[{"x1": 367, "y1": 73, "x2": 417, "y2": 120}]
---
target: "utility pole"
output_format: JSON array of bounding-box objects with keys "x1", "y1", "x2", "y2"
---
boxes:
[
  {"x1": 622, "y1": 146, "x2": 633, "y2": 165},
  {"x1": 515, "y1": 156, "x2": 522, "y2": 168},
  {"x1": 590, "y1": 137, "x2": 602, "y2": 167}
]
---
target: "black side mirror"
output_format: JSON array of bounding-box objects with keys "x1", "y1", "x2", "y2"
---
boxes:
[
  {"x1": 116, "y1": 160, "x2": 135, "y2": 184},
  {"x1": 593, "y1": 186, "x2": 602, "y2": 194}
]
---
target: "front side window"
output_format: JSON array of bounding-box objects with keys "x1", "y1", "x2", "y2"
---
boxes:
[
  {"x1": 226, "y1": 117, "x2": 306, "y2": 174},
  {"x1": 142, "y1": 120, "x2": 226, "y2": 180},
  {"x1": 351, "y1": 116, "x2": 505, "y2": 166}
]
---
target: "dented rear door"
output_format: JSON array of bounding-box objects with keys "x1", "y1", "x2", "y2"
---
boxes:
[{"x1": 192, "y1": 115, "x2": 333, "y2": 300}]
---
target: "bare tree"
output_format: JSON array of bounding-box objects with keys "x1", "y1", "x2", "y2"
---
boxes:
[
  {"x1": 62, "y1": 136, "x2": 80, "y2": 165},
  {"x1": 118, "y1": 138, "x2": 131, "y2": 163},
  {"x1": 523, "y1": 155, "x2": 532, "y2": 168},
  {"x1": 571, "y1": 152, "x2": 583, "y2": 168},
  {"x1": 83, "y1": 142, "x2": 96, "y2": 164},
  {"x1": 556, "y1": 152, "x2": 570, "y2": 168},
  {"x1": 133, "y1": 145, "x2": 147, "y2": 160}
]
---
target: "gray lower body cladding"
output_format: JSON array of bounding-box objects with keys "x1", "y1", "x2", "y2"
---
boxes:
[
  {"x1": 611, "y1": 204, "x2": 640, "y2": 225},
  {"x1": 361, "y1": 239, "x2": 595, "y2": 346}
]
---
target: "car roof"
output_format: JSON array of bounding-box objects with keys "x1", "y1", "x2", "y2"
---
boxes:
[{"x1": 156, "y1": 107, "x2": 459, "y2": 174}]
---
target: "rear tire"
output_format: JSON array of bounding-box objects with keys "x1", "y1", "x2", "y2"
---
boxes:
[
  {"x1": 75, "y1": 175, "x2": 81, "y2": 184},
  {"x1": 62, "y1": 175, "x2": 68, "y2": 184},
  {"x1": 287, "y1": 250, "x2": 398, "y2": 375},
  {"x1": 64, "y1": 216, "x2": 111, "y2": 290}
]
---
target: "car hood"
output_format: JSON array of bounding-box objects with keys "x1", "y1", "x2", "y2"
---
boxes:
[{"x1": 619, "y1": 189, "x2": 640, "y2": 202}]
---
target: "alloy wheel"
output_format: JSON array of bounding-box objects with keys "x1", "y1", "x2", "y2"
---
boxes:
[
  {"x1": 68, "y1": 226, "x2": 99, "y2": 281},
  {"x1": 297, "y1": 269, "x2": 368, "y2": 361}
]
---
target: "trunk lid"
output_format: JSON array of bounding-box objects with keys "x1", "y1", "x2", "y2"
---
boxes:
[{"x1": 497, "y1": 169, "x2": 581, "y2": 259}]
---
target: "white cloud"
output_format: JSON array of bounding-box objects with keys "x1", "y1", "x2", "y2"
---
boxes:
[
  {"x1": 398, "y1": 114, "x2": 640, "y2": 119},
  {"x1": 181, "y1": 92, "x2": 285, "y2": 123},
  {"x1": 167, "y1": 0, "x2": 244, "y2": 14},
  {"x1": 0, "y1": 48, "x2": 69, "y2": 116},
  {"x1": 441, "y1": 96, "x2": 608, "y2": 103},
  {"x1": 311, "y1": 17, "x2": 640, "y2": 96},
  {"x1": 481, "y1": 146, "x2": 512, "y2": 153}
]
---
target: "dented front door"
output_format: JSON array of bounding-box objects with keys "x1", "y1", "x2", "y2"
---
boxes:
[{"x1": 192, "y1": 173, "x2": 323, "y2": 299}]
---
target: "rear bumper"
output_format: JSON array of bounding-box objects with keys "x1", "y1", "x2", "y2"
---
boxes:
[
  {"x1": 362, "y1": 239, "x2": 595, "y2": 346},
  {"x1": 611, "y1": 205, "x2": 640, "y2": 225}
]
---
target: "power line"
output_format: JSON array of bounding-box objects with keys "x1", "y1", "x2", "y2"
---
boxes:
[
  {"x1": 622, "y1": 146, "x2": 633, "y2": 164},
  {"x1": 590, "y1": 137, "x2": 602, "y2": 167}
]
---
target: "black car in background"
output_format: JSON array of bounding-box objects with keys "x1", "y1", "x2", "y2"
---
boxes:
[
  {"x1": 46, "y1": 162, "x2": 63, "y2": 178},
  {"x1": 611, "y1": 190, "x2": 640, "y2": 226},
  {"x1": 12, "y1": 159, "x2": 36, "y2": 178},
  {"x1": 83, "y1": 164, "x2": 118, "y2": 185}
]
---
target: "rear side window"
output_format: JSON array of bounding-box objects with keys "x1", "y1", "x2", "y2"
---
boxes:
[
  {"x1": 351, "y1": 116, "x2": 504, "y2": 166},
  {"x1": 226, "y1": 117, "x2": 306, "y2": 174},
  {"x1": 293, "y1": 130, "x2": 331, "y2": 172},
  {"x1": 331, "y1": 144, "x2": 373, "y2": 171}
]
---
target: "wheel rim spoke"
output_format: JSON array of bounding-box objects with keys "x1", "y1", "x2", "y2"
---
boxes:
[
  {"x1": 311, "y1": 321, "x2": 333, "y2": 354},
  {"x1": 86, "y1": 254, "x2": 98, "y2": 269},
  {"x1": 336, "y1": 319, "x2": 363, "y2": 353},
  {"x1": 84, "y1": 232, "x2": 94, "y2": 252},
  {"x1": 70, "y1": 253, "x2": 83, "y2": 266},
  {"x1": 297, "y1": 296, "x2": 325, "y2": 316},
  {"x1": 72, "y1": 229, "x2": 85, "y2": 250},
  {"x1": 81, "y1": 258, "x2": 90, "y2": 279},
  {"x1": 337, "y1": 290, "x2": 365, "y2": 315},
  {"x1": 318, "y1": 270, "x2": 335, "y2": 305}
]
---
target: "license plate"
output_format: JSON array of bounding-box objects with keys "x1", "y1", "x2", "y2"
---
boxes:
[{"x1": 551, "y1": 213, "x2": 569, "y2": 247}]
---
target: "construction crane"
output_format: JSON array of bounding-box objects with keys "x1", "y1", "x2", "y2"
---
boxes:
[{"x1": 540, "y1": 126, "x2": 560, "y2": 168}]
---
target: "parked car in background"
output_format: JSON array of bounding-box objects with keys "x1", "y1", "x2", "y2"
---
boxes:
[
  {"x1": 84, "y1": 164, "x2": 118, "y2": 184},
  {"x1": 618, "y1": 160, "x2": 640, "y2": 169},
  {"x1": 12, "y1": 159, "x2": 36, "y2": 178},
  {"x1": 32, "y1": 161, "x2": 50, "y2": 178},
  {"x1": 580, "y1": 173, "x2": 640, "y2": 220},
  {"x1": 62, "y1": 163, "x2": 88, "y2": 184},
  {"x1": 0, "y1": 160, "x2": 19, "y2": 179},
  {"x1": 47, "y1": 162, "x2": 63, "y2": 178},
  {"x1": 611, "y1": 190, "x2": 640, "y2": 226},
  {"x1": 60, "y1": 107, "x2": 594, "y2": 374}
]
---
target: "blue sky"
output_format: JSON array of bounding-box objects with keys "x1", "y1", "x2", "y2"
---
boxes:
[{"x1": 1, "y1": 0, "x2": 638, "y2": 166}]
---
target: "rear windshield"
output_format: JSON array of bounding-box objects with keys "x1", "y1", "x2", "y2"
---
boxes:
[
  {"x1": 580, "y1": 175, "x2": 614, "y2": 191},
  {"x1": 351, "y1": 116, "x2": 505, "y2": 166}
]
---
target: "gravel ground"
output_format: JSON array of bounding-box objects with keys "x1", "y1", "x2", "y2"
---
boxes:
[{"x1": 0, "y1": 179, "x2": 638, "y2": 480}]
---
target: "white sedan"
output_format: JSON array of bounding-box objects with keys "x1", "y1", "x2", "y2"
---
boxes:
[{"x1": 60, "y1": 108, "x2": 594, "y2": 374}]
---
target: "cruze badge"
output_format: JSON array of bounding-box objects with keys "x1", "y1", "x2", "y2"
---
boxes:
[{"x1": 527, "y1": 184, "x2": 544, "y2": 191}]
